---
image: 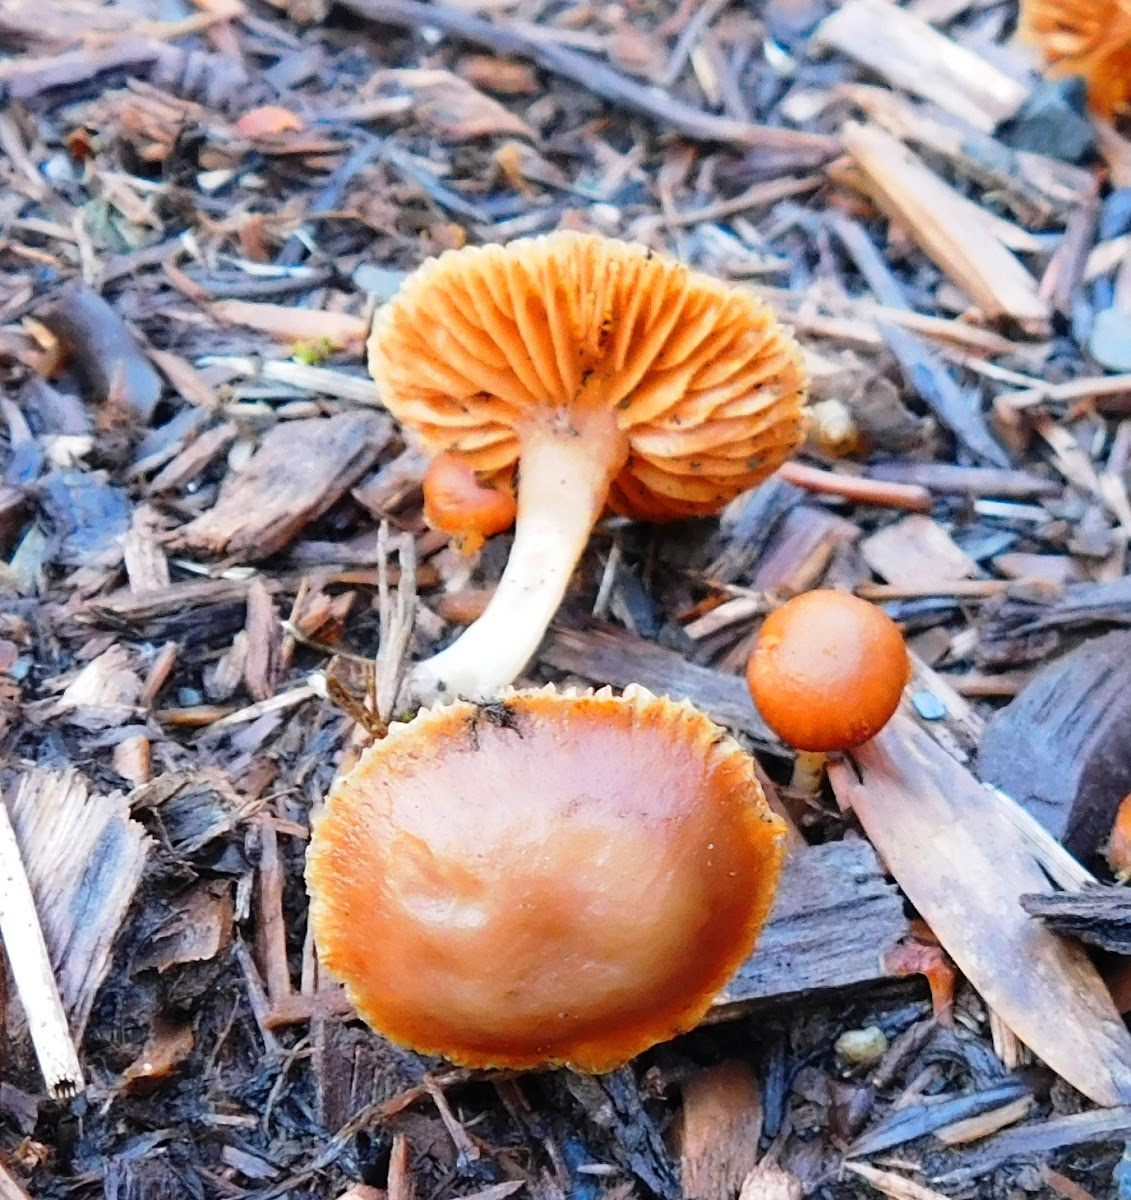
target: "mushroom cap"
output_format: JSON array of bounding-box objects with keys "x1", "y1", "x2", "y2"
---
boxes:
[
  {"x1": 746, "y1": 590, "x2": 909, "y2": 752},
  {"x1": 1018, "y1": 0, "x2": 1131, "y2": 117},
  {"x1": 423, "y1": 451, "x2": 517, "y2": 540},
  {"x1": 368, "y1": 231, "x2": 808, "y2": 522},
  {"x1": 305, "y1": 685, "x2": 787, "y2": 1072},
  {"x1": 1106, "y1": 792, "x2": 1131, "y2": 879}
]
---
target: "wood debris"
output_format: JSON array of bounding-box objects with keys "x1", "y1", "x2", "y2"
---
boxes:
[
  {"x1": 176, "y1": 411, "x2": 393, "y2": 559},
  {"x1": 2, "y1": 0, "x2": 1131, "y2": 1193},
  {"x1": 815, "y1": 0, "x2": 1030, "y2": 131},
  {"x1": 842, "y1": 122, "x2": 1050, "y2": 330},
  {"x1": 830, "y1": 715, "x2": 1131, "y2": 1108}
]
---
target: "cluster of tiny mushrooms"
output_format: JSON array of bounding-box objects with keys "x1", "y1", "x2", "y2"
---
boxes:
[{"x1": 306, "y1": 232, "x2": 911, "y2": 1073}]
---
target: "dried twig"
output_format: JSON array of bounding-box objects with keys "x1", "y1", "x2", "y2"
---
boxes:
[
  {"x1": 377, "y1": 523, "x2": 417, "y2": 722},
  {"x1": 0, "y1": 795, "x2": 83, "y2": 1099}
]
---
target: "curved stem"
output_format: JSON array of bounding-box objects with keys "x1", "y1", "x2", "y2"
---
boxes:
[{"x1": 408, "y1": 415, "x2": 627, "y2": 704}]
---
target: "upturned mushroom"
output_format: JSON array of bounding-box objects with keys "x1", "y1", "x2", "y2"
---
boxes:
[
  {"x1": 369, "y1": 230, "x2": 808, "y2": 703},
  {"x1": 745, "y1": 589, "x2": 909, "y2": 790},
  {"x1": 305, "y1": 684, "x2": 787, "y2": 1072}
]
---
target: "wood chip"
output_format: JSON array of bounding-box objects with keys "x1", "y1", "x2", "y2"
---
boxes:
[
  {"x1": 829, "y1": 714, "x2": 1131, "y2": 1107},
  {"x1": 679, "y1": 1062, "x2": 762, "y2": 1200},
  {"x1": 2, "y1": 768, "x2": 151, "y2": 1096},
  {"x1": 176, "y1": 411, "x2": 393, "y2": 559},
  {"x1": 977, "y1": 630, "x2": 1131, "y2": 858},
  {"x1": 933, "y1": 1095, "x2": 1033, "y2": 1146},
  {"x1": 861, "y1": 514, "x2": 978, "y2": 588},
  {"x1": 737, "y1": 1163, "x2": 802, "y2": 1200},
  {"x1": 243, "y1": 578, "x2": 282, "y2": 702},
  {"x1": 843, "y1": 122, "x2": 1049, "y2": 329},
  {"x1": 842, "y1": 1161, "x2": 950, "y2": 1200},
  {"x1": 815, "y1": 0, "x2": 1029, "y2": 131},
  {"x1": 713, "y1": 839, "x2": 910, "y2": 1016}
]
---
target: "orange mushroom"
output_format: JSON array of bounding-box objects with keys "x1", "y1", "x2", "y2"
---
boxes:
[
  {"x1": 1106, "y1": 792, "x2": 1131, "y2": 882},
  {"x1": 305, "y1": 684, "x2": 787, "y2": 1072},
  {"x1": 1018, "y1": 0, "x2": 1131, "y2": 119},
  {"x1": 422, "y1": 450, "x2": 517, "y2": 555},
  {"x1": 369, "y1": 230, "x2": 807, "y2": 702},
  {"x1": 745, "y1": 590, "x2": 909, "y2": 789}
]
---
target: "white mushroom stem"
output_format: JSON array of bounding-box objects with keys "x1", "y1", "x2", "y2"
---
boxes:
[
  {"x1": 408, "y1": 413, "x2": 628, "y2": 704},
  {"x1": 789, "y1": 750, "x2": 828, "y2": 794}
]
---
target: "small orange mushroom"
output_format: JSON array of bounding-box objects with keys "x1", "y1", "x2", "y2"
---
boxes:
[
  {"x1": 369, "y1": 230, "x2": 808, "y2": 702},
  {"x1": 745, "y1": 589, "x2": 909, "y2": 789},
  {"x1": 422, "y1": 451, "x2": 517, "y2": 555},
  {"x1": 1106, "y1": 792, "x2": 1131, "y2": 882},
  {"x1": 1018, "y1": 0, "x2": 1131, "y2": 119},
  {"x1": 305, "y1": 685, "x2": 787, "y2": 1072}
]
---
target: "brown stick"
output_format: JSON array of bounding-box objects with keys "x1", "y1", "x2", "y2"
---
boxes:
[
  {"x1": 332, "y1": 0, "x2": 840, "y2": 156},
  {"x1": 777, "y1": 461, "x2": 932, "y2": 511}
]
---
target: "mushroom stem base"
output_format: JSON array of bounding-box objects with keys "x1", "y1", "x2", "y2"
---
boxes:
[
  {"x1": 789, "y1": 751, "x2": 828, "y2": 794},
  {"x1": 407, "y1": 416, "x2": 627, "y2": 703}
]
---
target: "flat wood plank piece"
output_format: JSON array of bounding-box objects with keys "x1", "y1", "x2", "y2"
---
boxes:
[
  {"x1": 842, "y1": 122, "x2": 1049, "y2": 328},
  {"x1": 861, "y1": 514, "x2": 978, "y2": 589},
  {"x1": 828, "y1": 714, "x2": 1131, "y2": 1107},
  {"x1": 977, "y1": 630, "x2": 1131, "y2": 859},
  {"x1": 539, "y1": 625, "x2": 784, "y2": 755},
  {"x1": 815, "y1": 0, "x2": 1029, "y2": 132},
  {"x1": 176, "y1": 410, "x2": 393, "y2": 560},
  {"x1": 712, "y1": 838, "x2": 909, "y2": 1016}
]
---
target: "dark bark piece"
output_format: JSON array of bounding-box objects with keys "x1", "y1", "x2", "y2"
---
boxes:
[
  {"x1": 977, "y1": 630, "x2": 1131, "y2": 858},
  {"x1": 879, "y1": 322, "x2": 1011, "y2": 468},
  {"x1": 705, "y1": 478, "x2": 802, "y2": 586},
  {"x1": 39, "y1": 286, "x2": 163, "y2": 423},
  {"x1": 312, "y1": 1014, "x2": 429, "y2": 1131},
  {"x1": 1019, "y1": 887, "x2": 1131, "y2": 954},
  {"x1": 713, "y1": 839, "x2": 909, "y2": 1015},
  {"x1": 539, "y1": 624, "x2": 783, "y2": 755},
  {"x1": 847, "y1": 1081, "x2": 1031, "y2": 1159},
  {"x1": 128, "y1": 770, "x2": 259, "y2": 856},
  {"x1": 560, "y1": 1067, "x2": 679, "y2": 1200},
  {"x1": 175, "y1": 411, "x2": 393, "y2": 560},
  {"x1": 0, "y1": 485, "x2": 29, "y2": 553},
  {"x1": 131, "y1": 882, "x2": 234, "y2": 974},
  {"x1": 979, "y1": 578, "x2": 1131, "y2": 667}
]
